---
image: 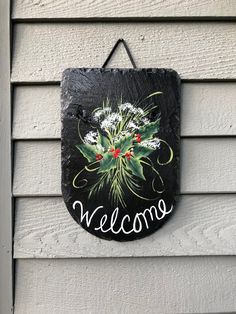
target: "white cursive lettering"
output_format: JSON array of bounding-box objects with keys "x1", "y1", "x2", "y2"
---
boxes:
[{"x1": 72, "y1": 199, "x2": 173, "y2": 235}]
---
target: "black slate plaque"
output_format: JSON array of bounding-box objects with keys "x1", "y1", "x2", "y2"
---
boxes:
[{"x1": 61, "y1": 68, "x2": 180, "y2": 241}]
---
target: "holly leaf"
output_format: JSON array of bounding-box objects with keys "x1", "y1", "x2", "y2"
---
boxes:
[
  {"x1": 98, "y1": 153, "x2": 116, "y2": 173},
  {"x1": 97, "y1": 132, "x2": 111, "y2": 150},
  {"x1": 76, "y1": 144, "x2": 97, "y2": 162},
  {"x1": 133, "y1": 144, "x2": 155, "y2": 159},
  {"x1": 115, "y1": 135, "x2": 133, "y2": 153},
  {"x1": 126, "y1": 158, "x2": 145, "y2": 181},
  {"x1": 139, "y1": 119, "x2": 160, "y2": 141}
]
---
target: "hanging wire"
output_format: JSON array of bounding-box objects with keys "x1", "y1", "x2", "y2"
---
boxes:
[{"x1": 102, "y1": 39, "x2": 137, "y2": 69}]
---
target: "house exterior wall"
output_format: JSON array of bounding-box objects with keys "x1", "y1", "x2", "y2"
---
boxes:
[{"x1": 11, "y1": 1, "x2": 236, "y2": 313}]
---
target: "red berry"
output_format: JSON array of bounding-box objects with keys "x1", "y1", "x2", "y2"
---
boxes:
[
  {"x1": 110, "y1": 148, "x2": 115, "y2": 152},
  {"x1": 115, "y1": 148, "x2": 121, "y2": 154},
  {"x1": 134, "y1": 134, "x2": 141, "y2": 143},
  {"x1": 125, "y1": 151, "x2": 132, "y2": 160}
]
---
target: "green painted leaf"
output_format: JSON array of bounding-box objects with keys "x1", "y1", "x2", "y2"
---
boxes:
[
  {"x1": 139, "y1": 120, "x2": 160, "y2": 141},
  {"x1": 126, "y1": 158, "x2": 145, "y2": 181},
  {"x1": 98, "y1": 153, "x2": 116, "y2": 173},
  {"x1": 97, "y1": 132, "x2": 111, "y2": 150},
  {"x1": 133, "y1": 144, "x2": 155, "y2": 159},
  {"x1": 76, "y1": 144, "x2": 97, "y2": 162},
  {"x1": 115, "y1": 135, "x2": 133, "y2": 153},
  {"x1": 146, "y1": 91, "x2": 162, "y2": 99}
]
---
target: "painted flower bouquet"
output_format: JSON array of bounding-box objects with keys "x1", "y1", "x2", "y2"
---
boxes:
[{"x1": 73, "y1": 92, "x2": 173, "y2": 207}]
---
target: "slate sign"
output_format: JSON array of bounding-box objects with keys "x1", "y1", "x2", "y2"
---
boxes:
[{"x1": 61, "y1": 68, "x2": 181, "y2": 241}]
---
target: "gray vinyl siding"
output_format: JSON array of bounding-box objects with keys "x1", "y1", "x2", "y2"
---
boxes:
[
  {"x1": 0, "y1": 0, "x2": 12, "y2": 313},
  {"x1": 11, "y1": 1, "x2": 236, "y2": 313}
]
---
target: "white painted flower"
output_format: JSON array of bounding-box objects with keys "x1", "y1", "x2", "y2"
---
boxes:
[
  {"x1": 119, "y1": 103, "x2": 145, "y2": 116},
  {"x1": 84, "y1": 131, "x2": 98, "y2": 144},
  {"x1": 118, "y1": 102, "x2": 137, "y2": 113},
  {"x1": 127, "y1": 121, "x2": 139, "y2": 130},
  {"x1": 113, "y1": 130, "x2": 132, "y2": 143},
  {"x1": 100, "y1": 113, "x2": 122, "y2": 130},
  {"x1": 119, "y1": 102, "x2": 133, "y2": 111},
  {"x1": 141, "y1": 138, "x2": 160, "y2": 150},
  {"x1": 141, "y1": 117, "x2": 150, "y2": 124},
  {"x1": 136, "y1": 108, "x2": 144, "y2": 115},
  {"x1": 93, "y1": 107, "x2": 111, "y2": 121}
]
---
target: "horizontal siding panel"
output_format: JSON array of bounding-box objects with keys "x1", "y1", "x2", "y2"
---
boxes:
[
  {"x1": 13, "y1": 139, "x2": 236, "y2": 196},
  {"x1": 15, "y1": 257, "x2": 236, "y2": 314},
  {"x1": 12, "y1": 83, "x2": 236, "y2": 139},
  {"x1": 12, "y1": 0, "x2": 236, "y2": 19},
  {"x1": 11, "y1": 23, "x2": 236, "y2": 82},
  {"x1": 13, "y1": 86, "x2": 60, "y2": 139},
  {"x1": 14, "y1": 195, "x2": 236, "y2": 258}
]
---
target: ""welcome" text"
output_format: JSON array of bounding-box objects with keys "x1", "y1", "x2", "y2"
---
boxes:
[{"x1": 73, "y1": 199, "x2": 173, "y2": 235}]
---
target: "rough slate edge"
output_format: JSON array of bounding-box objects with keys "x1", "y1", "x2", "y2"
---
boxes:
[{"x1": 0, "y1": 0, "x2": 13, "y2": 313}]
